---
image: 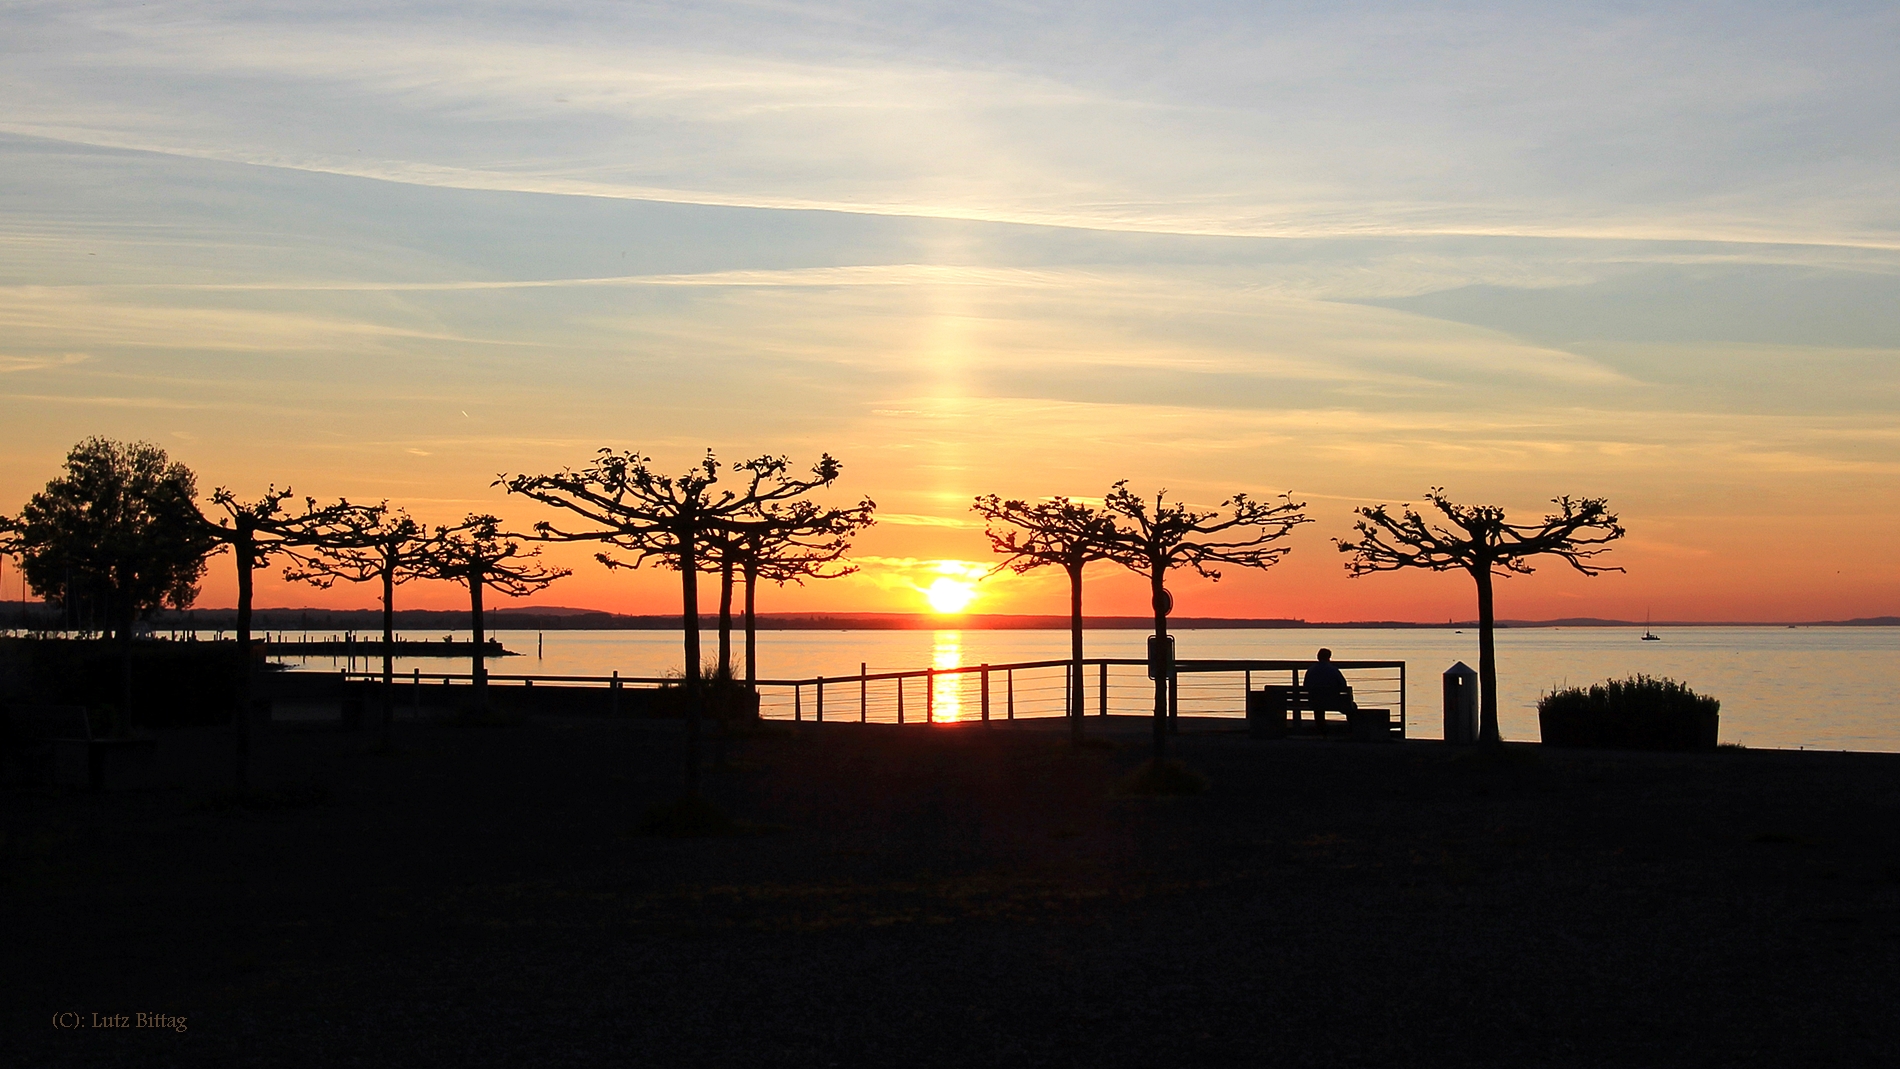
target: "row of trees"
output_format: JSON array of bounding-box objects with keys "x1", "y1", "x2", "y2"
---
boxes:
[
  {"x1": 5, "y1": 437, "x2": 1624, "y2": 776},
  {"x1": 1, "y1": 438, "x2": 877, "y2": 790},
  {"x1": 977, "y1": 485, "x2": 1624, "y2": 755}
]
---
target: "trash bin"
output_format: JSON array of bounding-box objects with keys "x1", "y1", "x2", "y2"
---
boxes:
[{"x1": 1443, "y1": 662, "x2": 1478, "y2": 745}]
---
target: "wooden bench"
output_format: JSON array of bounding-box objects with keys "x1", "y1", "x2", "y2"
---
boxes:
[
  {"x1": 3, "y1": 704, "x2": 159, "y2": 789},
  {"x1": 1246, "y1": 686, "x2": 1400, "y2": 742}
]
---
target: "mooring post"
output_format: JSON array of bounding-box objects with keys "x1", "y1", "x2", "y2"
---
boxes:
[
  {"x1": 860, "y1": 662, "x2": 867, "y2": 723},
  {"x1": 981, "y1": 665, "x2": 991, "y2": 723},
  {"x1": 817, "y1": 676, "x2": 825, "y2": 723},
  {"x1": 926, "y1": 669, "x2": 935, "y2": 724},
  {"x1": 1007, "y1": 668, "x2": 1015, "y2": 720},
  {"x1": 897, "y1": 675, "x2": 905, "y2": 724}
]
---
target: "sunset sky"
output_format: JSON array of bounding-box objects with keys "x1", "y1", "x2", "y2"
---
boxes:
[{"x1": 3, "y1": 2, "x2": 1897, "y2": 622}]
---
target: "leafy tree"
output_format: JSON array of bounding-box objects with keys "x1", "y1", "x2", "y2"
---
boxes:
[
  {"x1": 283, "y1": 503, "x2": 434, "y2": 747},
  {"x1": 1103, "y1": 481, "x2": 1310, "y2": 761},
  {"x1": 973, "y1": 494, "x2": 1121, "y2": 748},
  {"x1": 1338, "y1": 489, "x2": 1625, "y2": 746},
  {"x1": 420, "y1": 514, "x2": 568, "y2": 708},
  {"x1": 8, "y1": 437, "x2": 213, "y2": 714}
]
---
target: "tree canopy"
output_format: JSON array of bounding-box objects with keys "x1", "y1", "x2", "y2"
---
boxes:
[
  {"x1": 10, "y1": 437, "x2": 212, "y2": 636},
  {"x1": 1337, "y1": 489, "x2": 1625, "y2": 745}
]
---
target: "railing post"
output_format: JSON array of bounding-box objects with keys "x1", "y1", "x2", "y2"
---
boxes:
[
  {"x1": 817, "y1": 676, "x2": 825, "y2": 723},
  {"x1": 1168, "y1": 666, "x2": 1179, "y2": 730},
  {"x1": 926, "y1": 669, "x2": 935, "y2": 724},
  {"x1": 412, "y1": 668, "x2": 420, "y2": 718},
  {"x1": 1007, "y1": 668, "x2": 1014, "y2": 720},
  {"x1": 1099, "y1": 661, "x2": 1108, "y2": 717},
  {"x1": 611, "y1": 670, "x2": 620, "y2": 717},
  {"x1": 1399, "y1": 662, "x2": 1407, "y2": 740},
  {"x1": 896, "y1": 675, "x2": 905, "y2": 724},
  {"x1": 794, "y1": 683, "x2": 802, "y2": 722},
  {"x1": 980, "y1": 665, "x2": 990, "y2": 723},
  {"x1": 860, "y1": 663, "x2": 867, "y2": 723}
]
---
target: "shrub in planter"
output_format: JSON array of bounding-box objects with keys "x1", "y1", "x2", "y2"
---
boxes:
[{"x1": 1538, "y1": 674, "x2": 1719, "y2": 751}]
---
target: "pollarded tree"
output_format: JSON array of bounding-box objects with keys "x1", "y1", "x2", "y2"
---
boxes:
[
  {"x1": 1103, "y1": 481, "x2": 1311, "y2": 762},
  {"x1": 973, "y1": 494, "x2": 1121, "y2": 749},
  {"x1": 1337, "y1": 489, "x2": 1625, "y2": 747},
  {"x1": 199, "y1": 487, "x2": 360, "y2": 784},
  {"x1": 9, "y1": 437, "x2": 214, "y2": 716},
  {"x1": 283, "y1": 503, "x2": 434, "y2": 748},
  {"x1": 421, "y1": 514, "x2": 568, "y2": 709},
  {"x1": 727, "y1": 494, "x2": 875, "y2": 689},
  {"x1": 501, "y1": 450, "x2": 856, "y2": 794}
]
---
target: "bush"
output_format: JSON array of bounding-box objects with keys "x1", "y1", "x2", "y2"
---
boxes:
[{"x1": 1538, "y1": 675, "x2": 1719, "y2": 751}]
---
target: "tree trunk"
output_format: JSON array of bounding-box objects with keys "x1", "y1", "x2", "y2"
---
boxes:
[
  {"x1": 380, "y1": 562, "x2": 395, "y2": 749},
  {"x1": 1068, "y1": 559, "x2": 1085, "y2": 750},
  {"x1": 1150, "y1": 563, "x2": 1169, "y2": 763},
  {"x1": 469, "y1": 569, "x2": 487, "y2": 708},
  {"x1": 679, "y1": 529, "x2": 701, "y2": 796},
  {"x1": 118, "y1": 601, "x2": 134, "y2": 734},
  {"x1": 743, "y1": 554, "x2": 759, "y2": 691},
  {"x1": 717, "y1": 555, "x2": 735, "y2": 682},
  {"x1": 234, "y1": 529, "x2": 255, "y2": 788},
  {"x1": 1474, "y1": 564, "x2": 1502, "y2": 747}
]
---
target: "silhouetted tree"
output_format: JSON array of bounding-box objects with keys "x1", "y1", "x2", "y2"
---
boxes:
[
  {"x1": 421, "y1": 514, "x2": 568, "y2": 709},
  {"x1": 8, "y1": 437, "x2": 213, "y2": 716},
  {"x1": 500, "y1": 450, "x2": 853, "y2": 794},
  {"x1": 1338, "y1": 489, "x2": 1625, "y2": 747},
  {"x1": 727, "y1": 494, "x2": 875, "y2": 689},
  {"x1": 283, "y1": 503, "x2": 434, "y2": 748},
  {"x1": 1103, "y1": 481, "x2": 1310, "y2": 761},
  {"x1": 199, "y1": 487, "x2": 359, "y2": 784},
  {"x1": 973, "y1": 494, "x2": 1121, "y2": 748}
]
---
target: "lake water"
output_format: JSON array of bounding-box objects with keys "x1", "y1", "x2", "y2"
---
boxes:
[{"x1": 260, "y1": 625, "x2": 1900, "y2": 752}]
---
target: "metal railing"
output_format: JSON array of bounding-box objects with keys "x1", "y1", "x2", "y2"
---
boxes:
[{"x1": 340, "y1": 658, "x2": 1407, "y2": 732}]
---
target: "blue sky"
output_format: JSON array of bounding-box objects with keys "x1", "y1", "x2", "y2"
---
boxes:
[{"x1": 3, "y1": 2, "x2": 1897, "y2": 619}]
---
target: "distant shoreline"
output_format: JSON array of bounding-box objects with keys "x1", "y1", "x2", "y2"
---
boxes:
[{"x1": 4, "y1": 606, "x2": 1886, "y2": 632}]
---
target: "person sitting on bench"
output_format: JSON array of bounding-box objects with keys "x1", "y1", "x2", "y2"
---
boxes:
[{"x1": 1303, "y1": 649, "x2": 1353, "y2": 731}]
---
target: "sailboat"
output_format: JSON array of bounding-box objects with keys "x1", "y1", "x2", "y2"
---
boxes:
[{"x1": 1641, "y1": 611, "x2": 1661, "y2": 641}]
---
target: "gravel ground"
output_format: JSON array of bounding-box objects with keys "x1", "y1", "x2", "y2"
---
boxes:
[{"x1": 6, "y1": 713, "x2": 1899, "y2": 1067}]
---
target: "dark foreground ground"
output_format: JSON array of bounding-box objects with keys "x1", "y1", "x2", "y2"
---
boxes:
[{"x1": 6, "y1": 713, "x2": 1899, "y2": 1068}]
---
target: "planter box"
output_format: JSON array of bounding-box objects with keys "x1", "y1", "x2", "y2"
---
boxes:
[{"x1": 1539, "y1": 707, "x2": 1719, "y2": 751}]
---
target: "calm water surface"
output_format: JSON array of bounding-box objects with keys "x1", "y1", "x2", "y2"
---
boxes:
[{"x1": 265, "y1": 625, "x2": 1900, "y2": 752}]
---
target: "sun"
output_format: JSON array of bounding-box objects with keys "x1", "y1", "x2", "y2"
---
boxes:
[{"x1": 923, "y1": 577, "x2": 978, "y2": 614}]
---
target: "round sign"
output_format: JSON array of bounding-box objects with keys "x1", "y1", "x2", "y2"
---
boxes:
[{"x1": 1152, "y1": 587, "x2": 1174, "y2": 616}]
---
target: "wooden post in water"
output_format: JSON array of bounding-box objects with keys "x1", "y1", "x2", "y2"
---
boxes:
[
  {"x1": 860, "y1": 663, "x2": 867, "y2": 723},
  {"x1": 981, "y1": 665, "x2": 990, "y2": 723},
  {"x1": 926, "y1": 669, "x2": 935, "y2": 724}
]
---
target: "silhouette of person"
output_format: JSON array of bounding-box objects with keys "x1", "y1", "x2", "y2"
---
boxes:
[{"x1": 1303, "y1": 648, "x2": 1352, "y2": 728}]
